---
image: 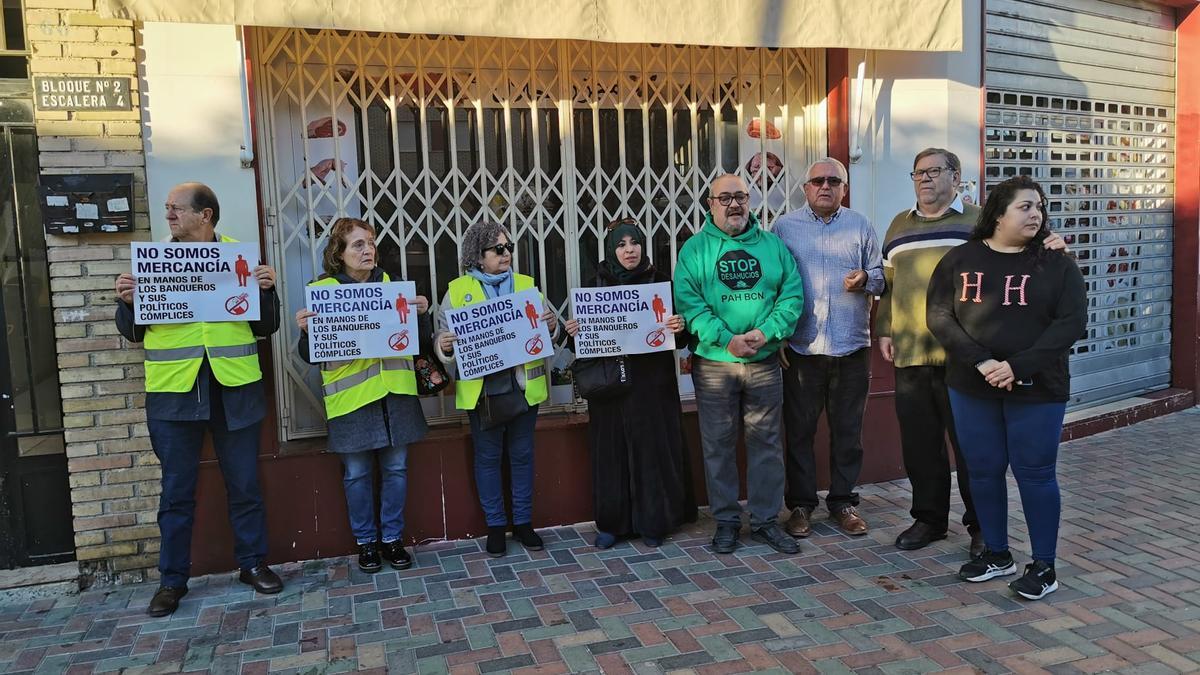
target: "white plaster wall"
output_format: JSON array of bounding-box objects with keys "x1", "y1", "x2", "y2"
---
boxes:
[
  {"x1": 846, "y1": 0, "x2": 983, "y2": 235},
  {"x1": 139, "y1": 23, "x2": 260, "y2": 246}
]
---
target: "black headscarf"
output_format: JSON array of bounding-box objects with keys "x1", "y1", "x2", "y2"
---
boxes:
[{"x1": 600, "y1": 222, "x2": 655, "y2": 285}]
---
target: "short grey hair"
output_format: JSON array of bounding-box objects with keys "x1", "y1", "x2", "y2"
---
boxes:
[
  {"x1": 913, "y1": 147, "x2": 961, "y2": 174},
  {"x1": 460, "y1": 221, "x2": 512, "y2": 272},
  {"x1": 805, "y1": 157, "x2": 848, "y2": 183}
]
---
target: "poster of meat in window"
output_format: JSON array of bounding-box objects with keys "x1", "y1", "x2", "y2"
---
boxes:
[
  {"x1": 570, "y1": 281, "x2": 676, "y2": 357},
  {"x1": 305, "y1": 281, "x2": 420, "y2": 361},
  {"x1": 281, "y1": 72, "x2": 360, "y2": 218},
  {"x1": 131, "y1": 242, "x2": 261, "y2": 324},
  {"x1": 445, "y1": 289, "x2": 554, "y2": 380},
  {"x1": 303, "y1": 103, "x2": 358, "y2": 207},
  {"x1": 743, "y1": 115, "x2": 791, "y2": 215}
]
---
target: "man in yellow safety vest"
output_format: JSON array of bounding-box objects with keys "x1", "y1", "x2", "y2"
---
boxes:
[{"x1": 114, "y1": 182, "x2": 282, "y2": 617}]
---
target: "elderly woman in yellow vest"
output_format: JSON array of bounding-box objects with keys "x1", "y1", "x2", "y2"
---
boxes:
[
  {"x1": 295, "y1": 217, "x2": 429, "y2": 573},
  {"x1": 434, "y1": 221, "x2": 558, "y2": 558}
]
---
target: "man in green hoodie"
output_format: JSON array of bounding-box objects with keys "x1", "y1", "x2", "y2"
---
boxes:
[{"x1": 675, "y1": 174, "x2": 805, "y2": 555}]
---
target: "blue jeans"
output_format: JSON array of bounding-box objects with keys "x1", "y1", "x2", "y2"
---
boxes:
[
  {"x1": 467, "y1": 405, "x2": 539, "y2": 527},
  {"x1": 948, "y1": 388, "x2": 1065, "y2": 563},
  {"x1": 148, "y1": 416, "x2": 268, "y2": 589},
  {"x1": 691, "y1": 355, "x2": 786, "y2": 529},
  {"x1": 341, "y1": 444, "x2": 409, "y2": 544}
]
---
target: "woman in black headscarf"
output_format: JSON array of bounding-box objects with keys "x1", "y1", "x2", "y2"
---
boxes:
[{"x1": 565, "y1": 220, "x2": 697, "y2": 548}]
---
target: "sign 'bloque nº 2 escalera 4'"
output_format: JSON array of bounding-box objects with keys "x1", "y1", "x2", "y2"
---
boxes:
[{"x1": 34, "y1": 77, "x2": 132, "y2": 112}]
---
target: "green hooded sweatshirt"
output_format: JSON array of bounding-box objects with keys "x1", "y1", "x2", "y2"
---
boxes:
[{"x1": 674, "y1": 212, "x2": 804, "y2": 363}]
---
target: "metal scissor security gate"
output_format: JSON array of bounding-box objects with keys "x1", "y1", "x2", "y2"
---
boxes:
[
  {"x1": 250, "y1": 28, "x2": 825, "y2": 439},
  {"x1": 984, "y1": 0, "x2": 1176, "y2": 408}
]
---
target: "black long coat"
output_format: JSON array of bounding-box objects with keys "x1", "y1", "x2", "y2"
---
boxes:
[{"x1": 582, "y1": 266, "x2": 697, "y2": 539}]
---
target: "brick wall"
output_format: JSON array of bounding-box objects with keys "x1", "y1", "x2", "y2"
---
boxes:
[{"x1": 27, "y1": 0, "x2": 156, "y2": 586}]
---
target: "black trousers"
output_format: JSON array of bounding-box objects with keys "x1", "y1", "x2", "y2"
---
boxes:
[
  {"x1": 894, "y1": 365, "x2": 979, "y2": 532},
  {"x1": 783, "y1": 347, "x2": 870, "y2": 513}
]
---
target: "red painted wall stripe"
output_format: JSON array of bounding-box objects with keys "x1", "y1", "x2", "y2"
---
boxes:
[
  {"x1": 826, "y1": 48, "x2": 850, "y2": 178},
  {"x1": 1174, "y1": 6, "x2": 1199, "y2": 393}
]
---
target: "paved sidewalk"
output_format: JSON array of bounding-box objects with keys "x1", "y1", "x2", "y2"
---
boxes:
[{"x1": 1, "y1": 408, "x2": 1198, "y2": 674}]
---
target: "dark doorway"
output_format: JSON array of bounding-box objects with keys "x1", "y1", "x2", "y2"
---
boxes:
[{"x1": 0, "y1": 114, "x2": 74, "y2": 568}]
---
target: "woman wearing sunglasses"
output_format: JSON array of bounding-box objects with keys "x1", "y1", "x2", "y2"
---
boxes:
[
  {"x1": 294, "y1": 217, "x2": 429, "y2": 573},
  {"x1": 564, "y1": 220, "x2": 697, "y2": 549},
  {"x1": 926, "y1": 176, "x2": 1087, "y2": 600},
  {"x1": 434, "y1": 222, "x2": 558, "y2": 557}
]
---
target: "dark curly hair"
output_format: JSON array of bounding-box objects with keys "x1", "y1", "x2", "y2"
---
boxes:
[
  {"x1": 321, "y1": 217, "x2": 376, "y2": 277},
  {"x1": 972, "y1": 176, "x2": 1057, "y2": 265}
]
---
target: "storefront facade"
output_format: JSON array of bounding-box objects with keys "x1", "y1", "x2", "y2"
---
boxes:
[{"x1": 6, "y1": 0, "x2": 1197, "y2": 585}]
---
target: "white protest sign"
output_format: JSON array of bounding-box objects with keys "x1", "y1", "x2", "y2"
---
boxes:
[
  {"x1": 131, "y1": 242, "x2": 261, "y2": 324},
  {"x1": 570, "y1": 281, "x2": 676, "y2": 357},
  {"x1": 305, "y1": 281, "x2": 420, "y2": 362},
  {"x1": 446, "y1": 288, "x2": 554, "y2": 380}
]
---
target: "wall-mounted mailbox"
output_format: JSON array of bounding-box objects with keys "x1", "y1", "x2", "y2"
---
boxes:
[{"x1": 39, "y1": 173, "x2": 134, "y2": 235}]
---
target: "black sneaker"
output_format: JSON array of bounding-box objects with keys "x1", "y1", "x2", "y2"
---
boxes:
[
  {"x1": 512, "y1": 523, "x2": 544, "y2": 551},
  {"x1": 485, "y1": 525, "x2": 507, "y2": 558},
  {"x1": 751, "y1": 522, "x2": 801, "y2": 554},
  {"x1": 357, "y1": 542, "x2": 383, "y2": 573},
  {"x1": 1009, "y1": 561, "x2": 1058, "y2": 600},
  {"x1": 382, "y1": 540, "x2": 413, "y2": 570},
  {"x1": 958, "y1": 549, "x2": 1017, "y2": 582}
]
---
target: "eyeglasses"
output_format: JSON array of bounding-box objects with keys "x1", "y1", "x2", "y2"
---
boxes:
[
  {"x1": 709, "y1": 192, "x2": 750, "y2": 206},
  {"x1": 164, "y1": 204, "x2": 196, "y2": 214},
  {"x1": 481, "y1": 242, "x2": 515, "y2": 256},
  {"x1": 806, "y1": 176, "x2": 844, "y2": 187},
  {"x1": 909, "y1": 166, "x2": 950, "y2": 181}
]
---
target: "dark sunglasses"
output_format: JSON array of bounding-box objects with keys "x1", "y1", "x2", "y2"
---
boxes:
[
  {"x1": 481, "y1": 242, "x2": 515, "y2": 256},
  {"x1": 807, "y1": 176, "x2": 844, "y2": 187}
]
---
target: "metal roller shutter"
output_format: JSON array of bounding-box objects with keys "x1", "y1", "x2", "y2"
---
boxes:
[
  {"x1": 984, "y1": 0, "x2": 1177, "y2": 407},
  {"x1": 250, "y1": 29, "x2": 826, "y2": 439}
]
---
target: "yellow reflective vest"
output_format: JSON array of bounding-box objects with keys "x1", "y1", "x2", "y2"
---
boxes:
[
  {"x1": 143, "y1": 235, "x2": 262, "y2": 393},
  {"x1": 448, "y1": 274, "x2": 548, "y2": 410},
  {"x1": 309, "y1": 273, "x2": 417, "y2": 419}
]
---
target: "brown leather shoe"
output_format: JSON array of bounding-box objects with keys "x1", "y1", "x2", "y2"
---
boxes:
[
  {"x1": 784, "y1": 507, "x2": 813, "y2": 538},
  {"x1": 238, "y1": 564, "x2": 283, "y2": 594},
  {"x1": 831, "y1": 506, "x2": 868, "y2": 535},
  {"x1": 147, "y1": 586, "x2": 187, "y2": 617}
]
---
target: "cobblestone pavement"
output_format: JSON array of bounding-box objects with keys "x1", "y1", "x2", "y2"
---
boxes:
[{"x1": 2, "y1": 407, "x2": 1198, "y2": 674}]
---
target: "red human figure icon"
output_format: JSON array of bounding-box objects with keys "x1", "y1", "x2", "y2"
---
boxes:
[
  {"x1": 234, "y1": 254, "x2": 250, "y2": 287},
  {"x1": 396, "y1": 293, "x2": 410, "y2": 324},
  {"x1": 524, "y1": 300, "x2": 539, "y2": 329},
  {"x1": 652, "y1": 293, "x2": 666, "y2": 323}
]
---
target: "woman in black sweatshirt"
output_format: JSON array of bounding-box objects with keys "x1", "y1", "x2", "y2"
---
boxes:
[{"x1": 926, "y1": 175, "x2": 1087, "y2": 601}]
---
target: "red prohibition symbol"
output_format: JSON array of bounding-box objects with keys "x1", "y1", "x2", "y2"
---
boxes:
[
  {"x1": 645, "y1": 327, "x2": 667, "y2": 348},
  {"x1": 524, "y1": 335, "x2": 544, "y2": 355},
  {"x1": 225, "y1": 293, "x2": 250, "y2": 316},
  {"x1": 388, "y1": 330, "x2": 410, "y2": 352}
]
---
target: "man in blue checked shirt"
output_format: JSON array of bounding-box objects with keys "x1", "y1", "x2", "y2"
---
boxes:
[{"x1": 771, "y1": 157, "x2": 884, "y2": 539}]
